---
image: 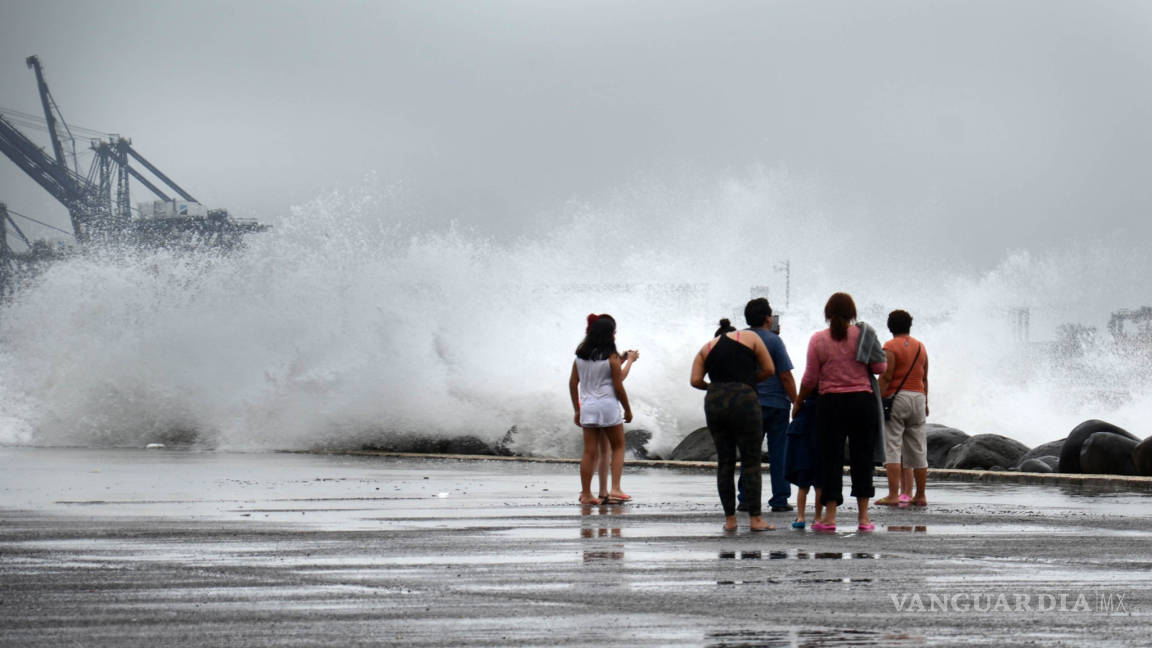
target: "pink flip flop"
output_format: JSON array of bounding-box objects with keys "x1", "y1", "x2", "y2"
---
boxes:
[
  {"x1": 858, "y1": 523, "x2": 875, "y2": 532},
  {"x1": 811, "y1": 522, "x2": 836, "y2": 532}
]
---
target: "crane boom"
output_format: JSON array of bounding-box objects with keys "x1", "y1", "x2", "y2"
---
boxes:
[
  {"x1": 0, "y1": 115, "x2": 89, "y2": 238},
  {"x1": 25, "y1": 56, "x2": 68, "y2": 170},
  {"x1": 125, "y1": 144, "x2": 197, "y2": 203}
]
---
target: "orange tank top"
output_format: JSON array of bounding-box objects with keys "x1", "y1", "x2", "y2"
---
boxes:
[{"x1": 882, "y1": 335, "x2": 926, "y2": 397}]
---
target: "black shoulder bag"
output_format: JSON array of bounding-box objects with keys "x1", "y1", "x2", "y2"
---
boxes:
[{"x1": 882, "y1": 344, "x2": 921, "y2": 421}]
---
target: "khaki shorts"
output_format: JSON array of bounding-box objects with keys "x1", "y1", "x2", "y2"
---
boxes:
[{"x1": 883, "y1": 391, "x2": 927, "y2": 469}]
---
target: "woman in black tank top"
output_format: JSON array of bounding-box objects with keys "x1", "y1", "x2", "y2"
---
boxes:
[
  {"x1": 690, "y1": 319, "x2": 777, "y2": 532},
  {"x1": 704, "y1": 331, "x2": 759, "y2": 388}
]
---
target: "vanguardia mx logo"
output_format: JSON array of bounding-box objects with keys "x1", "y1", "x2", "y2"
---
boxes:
[{"x1": 890, "y1": 591, "x2": 1130, "y2": 614}]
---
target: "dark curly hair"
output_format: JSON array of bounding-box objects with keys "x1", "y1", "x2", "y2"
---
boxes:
[{"x1": 887, "y1": 309, "x2": 913, "y2": 336}]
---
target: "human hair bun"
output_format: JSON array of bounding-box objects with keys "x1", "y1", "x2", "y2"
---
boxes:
[{"x1": 718, "y1": 318, "x2": 731, "y2": 327}]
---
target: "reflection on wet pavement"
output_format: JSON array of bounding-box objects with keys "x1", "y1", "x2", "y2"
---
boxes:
[
  {"x1": 580, "y1": 527, "x2": 621, "y2": 539},
  {"x1": 579, "y1": 498, "x2": 624, "y2": 561},
  {"x1": 583, "y1": 550, "x2": 625, "y2": 561},
  {"x1": 720, "y1": 550, "x2": 881, "y2": 560}
]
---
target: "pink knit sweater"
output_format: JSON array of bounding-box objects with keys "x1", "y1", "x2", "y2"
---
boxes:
[{"x1": 800, "y1": 327, "x2": 887, "y2": 394}]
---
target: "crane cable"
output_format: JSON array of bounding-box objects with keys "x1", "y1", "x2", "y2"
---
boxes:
[
  {"x1": 4, "y1": 208, "x2": 75, "y2": 238},
  {"x1": 0, "y1": 104, "x2": 112, "y2": 138}
]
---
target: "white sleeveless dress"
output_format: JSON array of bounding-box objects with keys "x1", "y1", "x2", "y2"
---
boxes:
[{"x1": 576, "y1": 357, "x2": 623, "y2": 427}]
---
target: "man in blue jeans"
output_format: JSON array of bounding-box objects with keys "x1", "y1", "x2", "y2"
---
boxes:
[{"x1": 737, "y1": 297, "x2": 798, "y2": 513}]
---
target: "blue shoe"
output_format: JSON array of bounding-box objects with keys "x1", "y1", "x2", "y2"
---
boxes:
[{"x1": 791, "y1": 519, "x2": 806, "y2": 529}]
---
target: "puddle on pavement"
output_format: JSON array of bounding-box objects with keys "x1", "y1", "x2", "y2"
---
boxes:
[
  {"x1": 890, "y1": 523, "x2": 1152, "y2": 536},
  {"x1": 719, "y1": 550, "x2": 881, "y2": 560},
  {"x1": 450, "y1": 582, "x2": 574, "y2": 592},
  {"x1": 581, "y1": 527, "x2": 622, "y2": 539},
  {"x1": 927, "y1": 481, "x2": 1152, "y2": 515},
  {"x1": 716, "y1": 577, "x2": 873, "y2": 586},
  {"x1": 886, "y1": 525, "x2": 929, "y2": 533},
  {"x1": 628, "y1": 577, "x2": 874, "y2": 591},
  {"x1": 491, "y1": 518, "x2": 1152, "y2": 542},
  {"x1": 705, "y1": 628, "x2": 922, "y2": 647},
  {"x1": 496, "y1": 522, "x2": 728, "y2": 540},
  {"x1": 928, "y1": 563, "x2": 1152, "y2": 585},
  {"x1": 584, "y1": 550, "x2": 625, "y2": 561}
]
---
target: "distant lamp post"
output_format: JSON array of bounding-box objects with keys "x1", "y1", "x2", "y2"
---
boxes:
[{"x1": 774, "y1": 260, "x2": 790, "y2": 309}]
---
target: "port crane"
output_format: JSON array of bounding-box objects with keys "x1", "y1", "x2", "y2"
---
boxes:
[{"x1": 0, "y1": 55, "x2": 266, "y2": 288}]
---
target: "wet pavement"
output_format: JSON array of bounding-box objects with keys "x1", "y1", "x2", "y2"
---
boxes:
[{"x1": 1, "y1": 447, "x2": 1150, "y2": 647}]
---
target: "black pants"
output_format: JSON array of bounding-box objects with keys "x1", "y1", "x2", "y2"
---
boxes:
[
  {"x1": 816, "y1": 391, "x2": 877, "y2": 506},
  {"x1": 704, "y1": 382, "x2": 763, "y2": 516}
]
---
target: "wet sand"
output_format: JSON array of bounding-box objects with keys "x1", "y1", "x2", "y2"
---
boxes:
[{"x1": 1, "y1": 447, "x2": 1149, "y2": 647}]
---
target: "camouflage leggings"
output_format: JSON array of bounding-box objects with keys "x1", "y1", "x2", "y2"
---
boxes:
[{"x1": 704, "y1": 382, "x2": 763, "y2": 516}]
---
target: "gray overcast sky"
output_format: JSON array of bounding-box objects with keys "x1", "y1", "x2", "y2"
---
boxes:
[{"x1": 2, "y1": 0, "x2": 1152, "y2": 269}]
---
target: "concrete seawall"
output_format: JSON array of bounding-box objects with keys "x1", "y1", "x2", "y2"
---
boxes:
[{"x1": 293, "y1": 449, "x2": 1152, "y2": 493}]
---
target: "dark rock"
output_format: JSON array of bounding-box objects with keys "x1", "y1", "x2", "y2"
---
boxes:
[
  {"x1": 1018, "y1": 438, "x2": 1066, "y2": 465},
  {"x1": 362, "y1": 434, "x2": 506, "y2": 456},
  {"x1": 668, "y1": 427, "x2": 717, "y2": 462},
  {"x1": 1058, "y1": 420, "x2": 1138, "y2": 473},
  {"x1": 1135, "y1": 437, "x2": 1152, "y2": 477},
  {"x1": 926, "y1": 424, "x2": 970, "y2": 468},
  {"x1": 496, "y1": 426, "x2": 519, "y2": 456},
  {"x1": 625, "y1": 429, "x2": 653, "y2": 459},
  {"x1": 1079, "y1": 432, "x2": 1138, "y2": 476},
  {"x1": 943, "y1": 434, "x2": 1030, "y2": 470},
  {"x1": 151, "y1": 428, "x2": 203, "y2": 447},
  {"x1": 442, "y1": 435, "x2": 497, "y2": 456},
  {"x1": 1017, "y1": 457, "x2": 1057, "y2": 473}
]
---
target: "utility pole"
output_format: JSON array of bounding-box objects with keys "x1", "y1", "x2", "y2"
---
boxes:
[
  {"x1": 0, "y1": 204, "x2": 10, "y2": 295},
  {"x1": 774, "y1": 260, "x2": 790, "y2": 309}
]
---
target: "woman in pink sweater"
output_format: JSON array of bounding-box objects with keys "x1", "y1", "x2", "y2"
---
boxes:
[{"x1": 792, "y1": 293, "x2": 886, "y2": 532}]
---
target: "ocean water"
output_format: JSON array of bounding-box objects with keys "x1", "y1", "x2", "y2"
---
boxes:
[{"x1": 1, "y1": 171, "x2": 1149, "y2": 455}]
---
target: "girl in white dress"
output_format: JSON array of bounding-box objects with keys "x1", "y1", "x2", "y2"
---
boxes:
[{"x1": 568, "y1": 314, "x2": 633, "y2": 506}]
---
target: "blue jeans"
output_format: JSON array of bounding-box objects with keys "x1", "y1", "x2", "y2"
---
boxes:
[{"x1": 738, "y1": 405, "x2": 791, "y2": 508}]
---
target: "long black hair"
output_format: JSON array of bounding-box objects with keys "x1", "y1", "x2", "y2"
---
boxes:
[
  {"x1": 576, "y1": 314, "x2": 618, "y2": 360},
  {"x1": 825, "y1": 292, "x2": 857, "y2": 341}
]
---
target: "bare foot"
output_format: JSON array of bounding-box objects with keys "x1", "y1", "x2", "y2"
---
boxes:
[
  {"x1": 579, "y1": 494, "x2": 601, "y2": 507},
  {"x1": 749, "y1": 516, "x2": 774, "y2": 531},
  {"x1": 723, "y1": 515, "x2": 738, "y2": 531},
  {"x1": 912, "y1": 497, "x2": 927, "y2": 507}
]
